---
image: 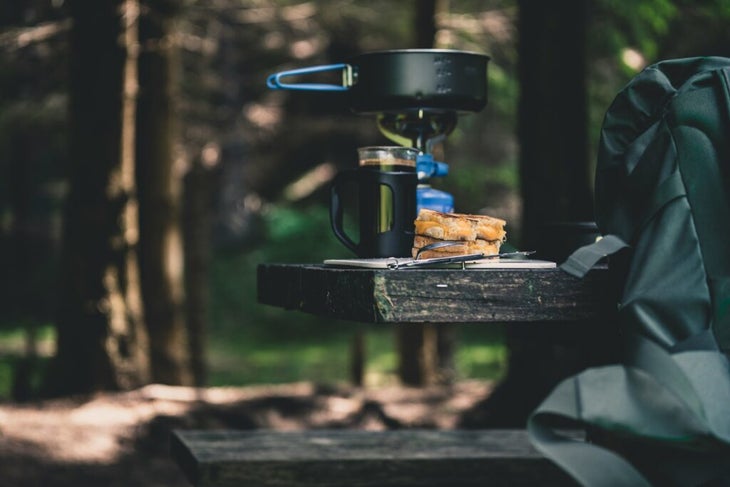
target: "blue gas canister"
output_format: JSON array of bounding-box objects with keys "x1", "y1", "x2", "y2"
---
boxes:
[
  {"x1": 417, "y1": 185, "x2": 454, "y2": 213},
  {"x1": 416, "y1": 154, "x2": 453, "y2": 213}
]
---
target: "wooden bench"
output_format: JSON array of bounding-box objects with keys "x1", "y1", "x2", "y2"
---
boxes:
[{"x1": 171, "y1": 429, "x2": 577, "y2": 486}]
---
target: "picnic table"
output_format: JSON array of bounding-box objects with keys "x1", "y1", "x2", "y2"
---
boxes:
[{"x1": 172, "y1": 262, "x2": 609, "y2": 486}]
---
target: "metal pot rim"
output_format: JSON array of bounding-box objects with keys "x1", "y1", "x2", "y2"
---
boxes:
[{"x1": 353, "y1": 48, "x2": 490, "y2": 59}]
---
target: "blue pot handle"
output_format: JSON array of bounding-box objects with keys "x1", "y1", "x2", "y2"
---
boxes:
[{"x1": 266, "y1": 63, "x2": 353, "y2": 91}]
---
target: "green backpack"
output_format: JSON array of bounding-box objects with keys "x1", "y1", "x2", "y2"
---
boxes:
[{"x1": 528, "y1": 57, "x2": 730, "y2": 486}]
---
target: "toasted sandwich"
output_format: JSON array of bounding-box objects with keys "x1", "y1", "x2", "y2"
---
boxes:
[{"x1": 412, "y1": 209, "x2": 506, "y2": 259}]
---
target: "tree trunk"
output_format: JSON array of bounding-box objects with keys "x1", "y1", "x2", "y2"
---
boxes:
[
  {"x1": 504, "y1": 0, "x2": 593, "y2": 425},
  {"x1": 182, "y1": 157, "x2": 212, "y2": 387},
  {"x1": 458, "y1": 0, "x2": 595, "y2": 427},
  {"x1": 7, "y1": 129, "x2": 38, "y2": 401},
  {"x1": 47, "y1": 0, "x2": 150, "y2": 396},
  {"x1": 415, "y1": 0, "x2": 438, "y2": 48},
  {"x1": 397, "y1": 324, "x2": 425, "y2": 386},
  {"x1": 395, "y1": 0, "x2": 454, "y2": 387},
  {"x1": 518, "y1": 0, "x2": 592, "y2": 246},
  {"x1": 136, "y1": 0, "x2": 193, "y2": 385}
]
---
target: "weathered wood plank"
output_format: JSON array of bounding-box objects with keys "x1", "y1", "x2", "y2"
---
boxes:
[
  {"x1": 257, "y1": 264, "x2": 379, "y2": 322},
  {"x1": 171, "y1": 429, "x2": 577, "y2": 487},
  {"x1": 257, "y1": 264, "x2": 612, "y2": 323}
]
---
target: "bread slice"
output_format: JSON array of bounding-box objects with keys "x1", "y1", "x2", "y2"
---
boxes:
[
  {"x1": 412, "y1": 235, "x2": 502, "y2": 259},
  {"x1": 414, "y1": 209, "x2": 506, "y2": 242}
]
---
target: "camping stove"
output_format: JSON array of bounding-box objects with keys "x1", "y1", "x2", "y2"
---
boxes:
[{"x1": 376, "y1": 109, "x2": 457, "y2": 212}]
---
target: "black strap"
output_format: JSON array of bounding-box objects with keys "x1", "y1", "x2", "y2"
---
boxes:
[{"x1": 560, "y1": 234, "x2": 629, "y2": 278}]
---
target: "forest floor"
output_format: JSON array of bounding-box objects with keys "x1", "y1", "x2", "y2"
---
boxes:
[{"x1": 0, "y1": 380, "x2": 494, "y2": 487}]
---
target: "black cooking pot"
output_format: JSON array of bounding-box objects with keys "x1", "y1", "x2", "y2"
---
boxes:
[{"x1": 267, "y1": 49, "x2": 489, "y2": 113}]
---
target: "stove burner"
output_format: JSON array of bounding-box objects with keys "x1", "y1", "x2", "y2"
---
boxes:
[{"x1": 376, "y1": 110, "x2": 457, "y2": 153}]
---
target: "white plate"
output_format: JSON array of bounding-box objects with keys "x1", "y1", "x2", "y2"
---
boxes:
[{"x1": 323, "y1": 258, "x2": 556, "y2": 269}]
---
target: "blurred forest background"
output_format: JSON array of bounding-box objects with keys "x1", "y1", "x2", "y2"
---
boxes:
[{"x1": 1, "y1": 0, "x2": 729, "y2": 401}]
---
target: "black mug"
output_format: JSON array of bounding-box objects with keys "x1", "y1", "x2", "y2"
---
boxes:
[{"x1": 330, "y1": 147, "x2": 419, "y2": 258}]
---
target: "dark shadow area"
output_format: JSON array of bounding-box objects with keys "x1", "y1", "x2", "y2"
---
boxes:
[{"x1": 0, "y1": 381, "x2": 491, "y2": 486}]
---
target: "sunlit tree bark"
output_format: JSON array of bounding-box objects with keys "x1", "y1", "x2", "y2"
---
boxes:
[
  {"x1": 47, "y1": 0, "x2": 151, "y2": 395},
  {"x1": 136, "y1": 0, "x2": 194, "y2": 385}
]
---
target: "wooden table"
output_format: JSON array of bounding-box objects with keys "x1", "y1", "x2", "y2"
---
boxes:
[{"x1": 257, "y1": 263, "x2": 612, "y2": 323}]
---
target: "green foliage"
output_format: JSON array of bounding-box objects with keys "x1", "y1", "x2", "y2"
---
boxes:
[
  {"x1": 213, "y1": 205, "x2": 336, "y2": 299},
  {"x1": 486, "y1": 63, "x2": 519, "y2": 126},
  {"x1": 0, "y1": 325, "x2": 54, "y2": 400},
  {"x1": 450, "y1": 162, "x2": 518, "y2": 193},
  {"x1": 209, "y1": 203, "x2": 350, "y2": 345},
  {"x1": 592, "y1": 0, "x2": 678, "y2": 62},
  {"x1": 456, "y1": 333, "x2": 508, "y2": 378},
  {"x1": 207, "y1": 329, "x2": 360, "y2": 386},
  {"x1": 0, "y1": 358, "x2": 12, "y2": 400},
  {"x1": 207, "y1": 324, "x2": 507, "y2": 387},
  {"x1": 262, "y1": 204, "x2": 348, "y2": 262},
  {"x1": 698, "y1": 0, "x2": 730, "y2": 16},
  {"x1": 0, "y1": 323, "x2": 505, "y2": 395},
  {"x1": 443, "y1": 161, "x2": 517, "y2": 215}
]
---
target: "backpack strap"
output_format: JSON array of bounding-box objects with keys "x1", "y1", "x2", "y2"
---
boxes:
[
  {"x1": 528, "y1": 379, "x2": 653, "y2": 487},
  {"x1": 560, "y1": 167, "x2": 686, "y2": 279},
  {"x1": 712, "y1": 278, "x2": 730, "y2": 351},
  {"x1": 529, "y1": 331, "x2": 730, "y2": 487},
  {"x1": 560, "y1": 234, "x2": 628, "y2": 278}
]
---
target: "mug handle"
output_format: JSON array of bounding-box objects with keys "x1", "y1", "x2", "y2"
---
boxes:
[
  {"x1": 330, "y1": 170, "x2": 359, "y2": 254},
  {"x1": 381, "y1": 171, "x2": 417, "y2": 234}
]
